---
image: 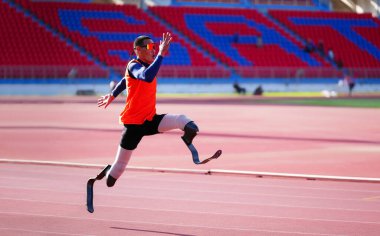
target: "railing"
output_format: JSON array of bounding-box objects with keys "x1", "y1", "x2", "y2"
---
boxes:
[
  {"x1": 250, "y1": 0, "x2": 314, "y2": 6},
  {"x1": 0, "y1": 66, "x2": 109, "y2": 79},
  {"x1": 175, "y1": 0, "x2": 240, "y2": 3},
  {"x1": 109, "y1": 66, "x2": 232, "y2": 79},
  {"x1": 234, "y1": 67, "x2": 380, "y2": 79},
  {"x1": 158, "y1": 66, "x2": 232, "y2": 78},
  {"x1": 174, "y1": 0, "x2": 313, "y2": 5},
  {"x1": 234, "y1": 67, "x2": 344, "y2": 79},
  {"x1": 0, "y1": 66, "x2": 380, "y2": 79}
]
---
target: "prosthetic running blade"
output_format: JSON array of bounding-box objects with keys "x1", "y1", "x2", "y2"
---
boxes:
[
  {"x1": 86, "y1": 165, "x2": 111, "y2": 213},
  {"x1": 182, "y1": 137, "x2": 222, "y2": 164}
]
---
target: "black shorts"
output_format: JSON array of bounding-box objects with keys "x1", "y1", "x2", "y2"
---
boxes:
[{"x1": 120, "y1": 114, "x2": 165, "y2": 150}]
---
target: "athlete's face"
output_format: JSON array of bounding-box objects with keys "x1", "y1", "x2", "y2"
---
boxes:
[{"x1": 135, "y1": 39, "x2": 156, "y2": 64}]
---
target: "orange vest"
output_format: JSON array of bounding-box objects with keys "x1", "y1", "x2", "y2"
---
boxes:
[{"x1": 119, "y1": 60, "x2": 157, "y2": 124}]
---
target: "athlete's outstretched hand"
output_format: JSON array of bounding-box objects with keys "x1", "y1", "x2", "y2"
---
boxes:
[
  {"x1": 158, "y1": 32, "x2": 172, "y2": 57},
  {"x1": 97, "y1": 94, "x2": 115, "y2": 109}
]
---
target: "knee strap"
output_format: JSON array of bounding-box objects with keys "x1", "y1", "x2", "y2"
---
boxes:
[
  {"x1": 107, "y1": 175, "x2": 117, "y2": 187},
  {"x1": 181, "y1": 121, "x2": 199, "y2": 145}
]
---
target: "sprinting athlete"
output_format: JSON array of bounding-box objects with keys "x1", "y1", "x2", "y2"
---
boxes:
[
  {"x1": 87, "y1": 32, "x2": 221, "y2": 213},
  {"x1": 98, "y1": 32, "x2": 198, "y2": 186}
]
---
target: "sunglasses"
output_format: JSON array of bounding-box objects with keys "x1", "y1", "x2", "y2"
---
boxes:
[{"x1": 141, "y1": 43, "x2": 156, "y2": 50}]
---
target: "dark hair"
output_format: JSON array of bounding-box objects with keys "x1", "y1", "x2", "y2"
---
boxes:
[{"x1": 134, "y1": 35, "x2": 152, "y2": 49}]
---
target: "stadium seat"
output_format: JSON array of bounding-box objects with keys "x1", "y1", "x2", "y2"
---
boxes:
[
  {"x1": 150, "y1": 6, "x2": 329, "y2": 78},
  {"x1": 269, "y1": 10, "x2": 380, "y2": 70},
  {"x1": 14, "y1": 0, "x2": 230, "y2": 78},
  {"x1": 0, "y1": 0, "x2": 103, "y2": 78},
  {"x1": 7, "y1": 0, "x2": 379, "y2": 79}
]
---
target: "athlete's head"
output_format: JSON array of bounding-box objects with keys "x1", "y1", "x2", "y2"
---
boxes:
[{"x1": 133, "y1": 35, "x2": 156, "y2": 64}]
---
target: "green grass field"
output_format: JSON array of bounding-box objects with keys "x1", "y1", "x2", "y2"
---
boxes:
[
  {"x1": 256, "y1": 98, "x2": 380, "y2": 108},
  {"x1": 157, "y1": 92, "x2": 380, "y2": 108},
  {"x1": 261, "y1": 92, "x2": 380, "y2": 108}
]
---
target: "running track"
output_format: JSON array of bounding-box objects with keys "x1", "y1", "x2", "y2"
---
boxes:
[
  {"x1": 1, "y1": 96, "x2": 380, "y2": 235},
  {"x1": 1, "y1": 163, "x2": 380, "y2": 235}
]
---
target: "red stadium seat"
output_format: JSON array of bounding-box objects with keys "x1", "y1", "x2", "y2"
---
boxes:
[{"x1": 269, "y1": 10, "x2": 380, "y2": 69}]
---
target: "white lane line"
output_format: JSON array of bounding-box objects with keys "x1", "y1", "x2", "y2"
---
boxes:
[
  {"x1": 0, "y1": 227, "x2": 94, "y2": 236},
  {"x1": 1, "y1": 166, "x2": 379, "y2": 194},
  {"x1": 1, "y1": 193, "x2": 379, "y2": 215},
  {"x1": 0, "y1": 211, "x2": 346, "y2": 236},
  {"x1": 1, "y1": 197, "x2": 380, "y2": 225},
  {"x1": 118, "y1": 185, "x2": 378, "y2": 201},
  {"x1": 211, "y1": 169, "x2": 380, "y2": 183},
  {"x1": 0, "y1": 163, "x2": 168, "y2": 179},
  {"x1": 1, "y1": 185, "x2": 380, "y2": 213},
  {"x1": 1, "y1": 159, "x2": 380, "y2": 183},
  {"x1": 0, "y1": 179, "x2": 373, "y2": 203},
  {"x1": 132, "y1": 175, "x2": 380, "y2": 193}
]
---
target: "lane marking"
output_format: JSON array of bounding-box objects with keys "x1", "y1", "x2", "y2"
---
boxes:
[
  {"x1": 1, "y1": 165, "x2": 379, "y2": 194},
  {"x1": 1, "y1": 189, "x2": 380, "y2": 214},
  {"x1": 2, "y1": 124, "x2": 378, "y2": 145},
  {"x1": 0, "y1": 170, "x2": 163, "y2": 180},
  {"x1": 1, "y1": 159, "x2": 380, "y2": 183},
  {"x1": 1, "y1": 198, "x2": 380, "y2": 225},
  {"x1": 0, "y1": 211, "x2": 348, "y2": 236},
  {"x1": 129, "y1": 175, "x2": 380, "y2": 193},
  {"x1": 0, "y1": 181, "x2": 373, "y2": 203}
]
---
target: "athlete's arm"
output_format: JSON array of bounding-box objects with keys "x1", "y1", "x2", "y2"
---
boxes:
[
  {"x1": 128, "y1": 56, "x2": 163, "y2": 83},
  {"x1": 97, "y1": 77, "x2": 127, "y2": 108},
  {"x1": 128, "y1": 32, "x2": 172, "y2": 83},
  {"x1": 111, "y1": 77, "x2": 126, "y2": 97}
]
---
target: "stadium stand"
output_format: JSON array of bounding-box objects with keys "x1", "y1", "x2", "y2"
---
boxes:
[
  {"x1": 2, "y1": 0, "x2": 379, "y2": 81},
  {"x1": 269, "y1": 10, "x2": 380, "y2": 77},
  {"x1": 12, "y1": 0, "x2": 230, "y2": 78},
  {"x1": 355, "y1": 17, "x2": 380, "y2": 46},
  {"x1": 149, "y1": 6, "x2": 331, "y2": 78},
  {"x1": 0, "y1": 0, "x2": 106, "y2": 78}
]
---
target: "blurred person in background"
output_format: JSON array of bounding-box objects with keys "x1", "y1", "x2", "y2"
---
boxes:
[{"x1": 344, "y1": 71, "x2": 356, "y2": 97}]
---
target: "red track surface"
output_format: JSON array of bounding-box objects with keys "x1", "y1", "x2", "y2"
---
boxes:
[
  {"x1": 1, "y1": 163, "x2": 380, "y2": 235},
  {"x1": 1, "y1": 96, "x2": 380, "y2": 235}
]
